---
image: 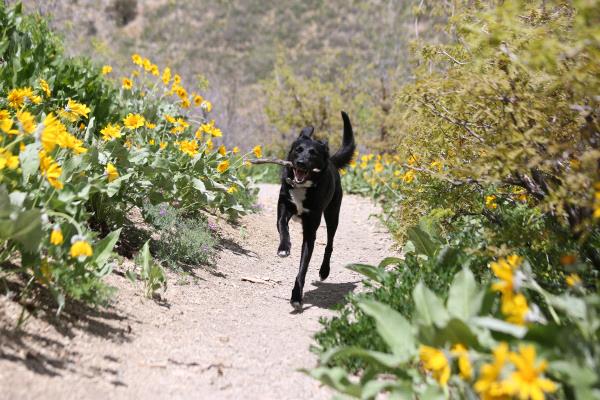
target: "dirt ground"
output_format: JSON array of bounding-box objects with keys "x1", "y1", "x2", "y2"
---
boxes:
[{"x1": 0, "y1": 183, "x2": 397, "y2": 400}]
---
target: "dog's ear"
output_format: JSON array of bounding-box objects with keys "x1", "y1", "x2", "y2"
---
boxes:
[{"x1": 299, "y1": 126, "x2": 314, "y2": 138}]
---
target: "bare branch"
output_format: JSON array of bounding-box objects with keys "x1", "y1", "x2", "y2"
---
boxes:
[
  {"x1": 437, "y1": 50, "x2": 467, "y2": 65},
  {"x1": 249, "y1": 158, "x2": 320, "y2": 173},
  {"x1": 401, "y1": 163, "x2": 480, "y2": 187},
  {"x1": 418, "y1": 99, "x2": 485, "y2": 142}
]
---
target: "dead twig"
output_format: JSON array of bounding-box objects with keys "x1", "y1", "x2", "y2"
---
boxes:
[{"x1": 249, "y1": 158, "x2": 320, "y2": 173}]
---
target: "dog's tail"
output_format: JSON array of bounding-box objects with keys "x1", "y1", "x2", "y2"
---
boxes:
[{"x1": 330, "y1": 111, "x2": 356, "y2": 169}]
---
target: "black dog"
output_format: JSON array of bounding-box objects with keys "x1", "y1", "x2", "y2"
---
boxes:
[{"x1": 277, "y1": 111, "x2": 356, "y2": 310}]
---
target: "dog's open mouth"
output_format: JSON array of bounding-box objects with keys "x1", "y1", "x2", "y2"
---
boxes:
[{"x1": 293, "y1": 167, "x2": 309, "y2": 184}]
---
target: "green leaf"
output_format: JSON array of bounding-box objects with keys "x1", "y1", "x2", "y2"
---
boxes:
[
  {"x1": 347, "y1": 263, "x2": 387, "y2": 283},
  {"x1": 432, "y1": 318, "x2": 480, "y2": 349},
  {"x1": 378, "y1": 257, "x2": 403, "y2": 268},
  {"x1": 472, "y1": 317, "x2": 527, "y2": 338},
  {"x1": 321, "y1": 346, "x2": 407, "y2": 369},
  {"x1": 11, "y1": 209, "x2": 42, "y2": 252},
  {"x1": 407, "y1": 225, "x2": 439, "y2": 258},
  {"x1": 412, "y1": 282, "x2": 449, "y2": 328},
  {"x1": 19, "y1": 142, "x2": 40, "y2": 182},
  {"x1": 91, "y1": 228, "x2": 121, "y2": 269},
  {"x1": 358, "y1": 299, "x2": 416, "y2": 359},
  {"x1": 447, "y1": 268, "x2": 484, "y2": 320},
  {"x1": 0, "y1": 185, "x2": 11, "y2": 219},
  {"x1": 304, "y1": 367, "x2": 361, "y2": 397}
]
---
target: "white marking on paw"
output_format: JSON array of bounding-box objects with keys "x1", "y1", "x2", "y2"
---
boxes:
[
  {"x1": 291, "y1": 301, "x2": 302, "y2": 311},
  {"x1": 278, "y1": 250, "x2": 289, "y2": 257}
]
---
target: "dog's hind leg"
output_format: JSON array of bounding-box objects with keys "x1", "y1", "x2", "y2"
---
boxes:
[
  {"x1": 277, "y1": 195, "x2": 292, "y2": 257},
  {"x1": 319, "y1": 193, "x2": 341, "y2": 281},
  {"x1": 291, "y1": 219, "x2": 319, "y2": 309}
]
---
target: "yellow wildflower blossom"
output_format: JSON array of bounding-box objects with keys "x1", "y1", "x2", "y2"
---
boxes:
[
  {"x1": 232, "y1": 146, "x2": 240, "y2": 154},
  {"x1": 150, "y1": 64, "x2": 159, "y2": 76},
  {"x1": 159, "y1": 142, "x2": 167, "y2": 150},
  {"x1": 181, "y1": 97, "x2": 191, "y2": 108},
  {"x1": 227, "y1": 186, "x2": 238, "y2": 194},
  {"x1": 218, "y1": 145, "x2": 227, "y2": 156},
  {"x1": 131, "y1": 54, "x2": 143, "y2": 66},
  {"x1": 401, "y1": 170, "x2": 415, "y2": 183},
  {"x1": 475, "y1": 343, "x2": 510, "y2": 400},
  {"x1": 123, "y1": 113, "x2": 145, "y2": 130},
  {"x1": 101, "y1": 65, "x2": 113, "y2": 75},
  {"x1": 374, "y1": 162, "x2": 384, "y2": 173},
  {"x1": 565, "y1": 273, "x2": 581, "y2": 287},
  {"x1": 419, "y1": 345, "x2": 450, "y2": 386},
  {"x1": 217, "y1": 160, "x2": 229, "y2": 173},
  {"x1": 145, "y1": 121, "x2": 156, "y2": 129},
  {"x1": 205, "y1": 138, "x2": 214, "y2": 152},
  {"x1": 0, "y1": 148, "x2": 19, "y2": 170},
  {"x1": 490, "y1": 255, "x2": 523, "y2": 297},
  {"x1": 162, "y1": 67, "x2": 171, "y2": 85},
  {"x1": 39, "y1": 150, "x2": 63, "y2": 189},
  {"x1": 253, "y1": 145, "x2": 262, "y2": 158},
  {"x1": 430, "y1": 160, "x2": 442, "y2": 171},
  {"x1": 451, "y1": 344, "x2": 472, "y2": 380},
  {"x1": 504, "y1": 345, "x2": 557, "y2": 400},
  {"x1": 173, "y1": 74, "x2": 181, "y2": 84},
  {"x1": 70, "y1": 237, "x2": 93, "y2": 260},
  {"x1": 40, "y1": 113, "x2": 67, "y2": 152},
  {"x1": 179, "y1": 140, "x2": 199, "y2": 157},
  {"x1": 193, "y1": 94, "x2": 204, "y2": 106},
  {"x1": 101, "y1": 123, "x2": 122, "y2": 141},
  {"x1": 106, "y1": 163, "x2": 119, "y2": 182},
  {"x1": 39, "y1": 79, "x2": 51, "y2": 97},
  {"x1": 501, "y1": 292, "x2": 529, "y2": 326},
  {"x1": 58, "y1": 99, "x2": 91, "y2": 122},
  {"x1": 50, "y1": 225, "x2": 64, "y2": 245},
  {"x1": 7, "y1": 87, "x2": 39, "y2": 109},
  {"x1": 408, "y1": 154, "x2": 418, "y2": 165},
  {"x1": 122, "y1": 78, "x2": 133, "y2": 90},
  {"x1": 16, "y1": 110, "x2": 37, "y2": 134},
  {"x1": 485, "y1": 195, "x2": 498, "y2": 210},
  {"x1": 201, "y1": 100, "x2": 212, "y2": 112}
]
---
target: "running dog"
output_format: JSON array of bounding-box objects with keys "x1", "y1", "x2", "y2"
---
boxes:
[{"x1": 276, "y1": 111, "x2": 356, "y2": 310}]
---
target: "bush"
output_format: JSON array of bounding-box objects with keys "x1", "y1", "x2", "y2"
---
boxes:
[{"x1": 0, "y1": 3, "x2": 257, "y2": 312}]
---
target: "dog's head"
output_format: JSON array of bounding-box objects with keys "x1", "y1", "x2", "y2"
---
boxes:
[{"x1": 287, "y1": 126, "x2": 329, "y2": 184}]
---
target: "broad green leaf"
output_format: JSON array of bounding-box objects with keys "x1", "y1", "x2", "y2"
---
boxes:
[
  {"x1": 431, "y1": 318, "x2": 480, "y2": 349},
  {"x1": 321, "y1": 346, "x2": 407, "y2": 369},
  {"x1": 472, "y1": 317, "x2": 527, "y2": 338},
  {"x1": 378, "y1": 257, "x2": 403, "y2": 268},
  {"x1": 11, "y1": 209, "x2": 42, "y2": 252},
  {"x1": 447, "y1": 267, "x2": 484, "y2": 320},
  {"x1": 347, "y1": 263, "x2": 387, "y2": 283},
  {"x1": 19, "y1": 141, "x2": 40, "y2": 182},
  {"x1": 0, "y1": 185, "x2": 10, "y2": 218},
  {"x1": 358, "y1": 299, "x2": 416, "y2": 359},
  {"x1": 412, "y1": 282, "x2": 449, "y2": 328},
  {"x1": 304, "y1": 367, "x2": 361, "y2": 397},
  {"x1": 406, "y1": 225, "x2": 439, "y2": 258},
  {"x1": 91, "y1": 228, "x2": 121, "y2": 269}
]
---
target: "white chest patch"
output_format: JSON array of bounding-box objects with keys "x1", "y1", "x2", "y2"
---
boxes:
[{"x1": 289, "y1": 180, "x2": 313, "y2": 217}]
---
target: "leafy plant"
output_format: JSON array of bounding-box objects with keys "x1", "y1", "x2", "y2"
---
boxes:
[{"x1": 135, "y1": 240, "x2": 167, "y2": 299}]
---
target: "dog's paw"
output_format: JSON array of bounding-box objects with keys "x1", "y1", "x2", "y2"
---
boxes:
[
  {"x1": 290, "y1": 301, "x2": 303, "y2": 311},
  {"x1": 277, "y1": 249, "x2": 290, "y2": 257}
]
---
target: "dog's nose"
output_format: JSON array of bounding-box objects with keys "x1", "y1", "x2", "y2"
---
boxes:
[{"x1": 296, "y1": 161, "x2": 308, "y2": 170}]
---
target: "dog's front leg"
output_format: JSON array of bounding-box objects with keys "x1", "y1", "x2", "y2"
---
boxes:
[
  {"x1": 290, "y1": 219, "x2": 318, "y2": 309},
  {"x1": 277, "y1": 195, "x2": 292, "y2": 257}
]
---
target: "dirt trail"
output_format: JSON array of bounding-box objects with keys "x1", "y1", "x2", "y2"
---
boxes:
[{"x1": 0, "y1": 183, "x2": 396, "y2": 400}]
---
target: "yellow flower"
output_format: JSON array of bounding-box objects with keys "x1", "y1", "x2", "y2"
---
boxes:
[
  {"x1": 173, "y1": 74, "x2": 181, "y2": 84},
  {"x1": 217, "y1": 160, "x2": 230, "y2": 173},
  {"x1": 490, "y1": 255, "x2": 523, "y2": 297},
  {"x1": 50, "y1": 225, "x2": 64, "y2": 245},
  {"x1": 162, "y1": 67, "x2": 171, "y2": 85},
  {"x1": 253, "y1": 145, "x2": 262, "y2": 158},
  {"x1": 201, "y1": 100, "x2": 212, "y2": 112},
  {"x1": 58, "y1": 99, "x2": 91, "y2": 122},
  {"x1": 504, "y1": 345, "x2": 557, "y2": 400},
  {"x1": 149, "y1": 139, "x2": 155, "y2": 145},
  {"x1": 475, "y1": 343, "x2": 511, "y2": 400},
  {"x1": 419, "y1": 345, "x2": 450, "y2": 386},
  {"x1": 106, "y1": 163, "x2": 119, "y2": 182},
  {"x1": 142, "y1": 58, "x2": 152, "y2": 72},
  {"x1": 101, "y1": 65, "x2": 113, "y2": 75},
  {"x1": 39, "y1": 79, "x2": 51, "y2": 97},
  {"x1": 16, "y1": 110, "x2": 37, "y2": 134},
  {"x1": 100, "y1": 123, "x2": 122, "y2": 141},
  {"x1": 7, "y1": 87, "x2": 41, "y2": 109},
  {"x1": 123, "y1": 113, "x2": 145, "y2": 130},
  {"x1": 227, "y1": 186, "x2": 238, "y2": 194},
  {"x1": 193, "y1": 94, "x2": 204, "y2": 106},
  {"x1": 122, "y1": 78, "x2": 133, "y2": 90},
  {"x1": 40, "y1": 113, "x2": 67, "y2": 152},
  {"x1": 145, "y1": 121, "x2": 156, "y2": 129},
  {"x1": 175, "y1": 85, "x2": 188, "y2": 100},
  {"x1": 70, "y1": 238, "x2": 93, "y2": 260},
  {"x1": 486, "y1": 195, "x2": 498, "y2": 210},
  {"x1": 159, "y1": 142, "x2": 167, "y2": 150},
  {"x1": 131, "y1": 53, "x2": 143, "y2": 65},
  {"x1": 374, "y1": 162, "x2": 384, "y2": 173},
  {"x1": 349, "y1": 159, "x2": 357, "y2": 168},
  {"x1": 39, "y1": 150, "x2": 63, "y2": 189},
  {"x1": 451, "y1": 344, "x2": 472, "y2": 380},
  {"x1": 340, "y1": 168, "x2": 347, "y2": 175},
  {"x1": 430, "y1": 160, "x2": 442, "y2": 172},
  {"x1": 205, "y1": 138, "x2": 214, "y2": 152},
  {"x1": 401, "y1": 170, "x2": 415, "y2": 183},
  {"x1": 150, "y1": 64, "x2": 159, "y2": 76},
  {"x1": 181, "y1": 97, "x2": 191, "y2": 108},
  {"x1": 0, "y1": 148, "x2": 19, "y2": 170},
  {"x1": 179, "y1": 140, "x2": 199, "y2": 157},
  {"x1": 501, "y1": 292, "x2": 529, "y2": 326},
  {"x1": 232, "y1": 146, "x2": 240, "y2": 154},
  {"x1": 408, "y1": 154, "x2": 418, "y2": 165},
  {"x1": 218, "y1": 145, "x2": 227, "y2": 156},
  {"x1": 565, "y1": 273, "x2": 582, "y2": 287}
]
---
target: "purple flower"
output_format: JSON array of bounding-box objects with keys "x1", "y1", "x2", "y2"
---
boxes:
[
  {"x1": 208, "y1": 222, "x2": 217, "y2": 231},
  {"x1": 159, "y1": 207, "x2": 167, "y2": 216}
]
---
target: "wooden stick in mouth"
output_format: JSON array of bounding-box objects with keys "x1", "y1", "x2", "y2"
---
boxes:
[{"x1": 249, "y1": 158, "x2": 321, "y2": 173}]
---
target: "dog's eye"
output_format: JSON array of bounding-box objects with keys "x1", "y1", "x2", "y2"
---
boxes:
[
  {"x1": 296, "y1": 147, "x2": 303, "y2": 153},
  {"x1": 308, "y1": 149, "x2": 316, "y2": 155}
]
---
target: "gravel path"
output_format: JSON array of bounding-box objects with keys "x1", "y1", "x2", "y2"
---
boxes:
[{"x1": 0, "y1": 183, "x2": 396, "y2": 399}]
